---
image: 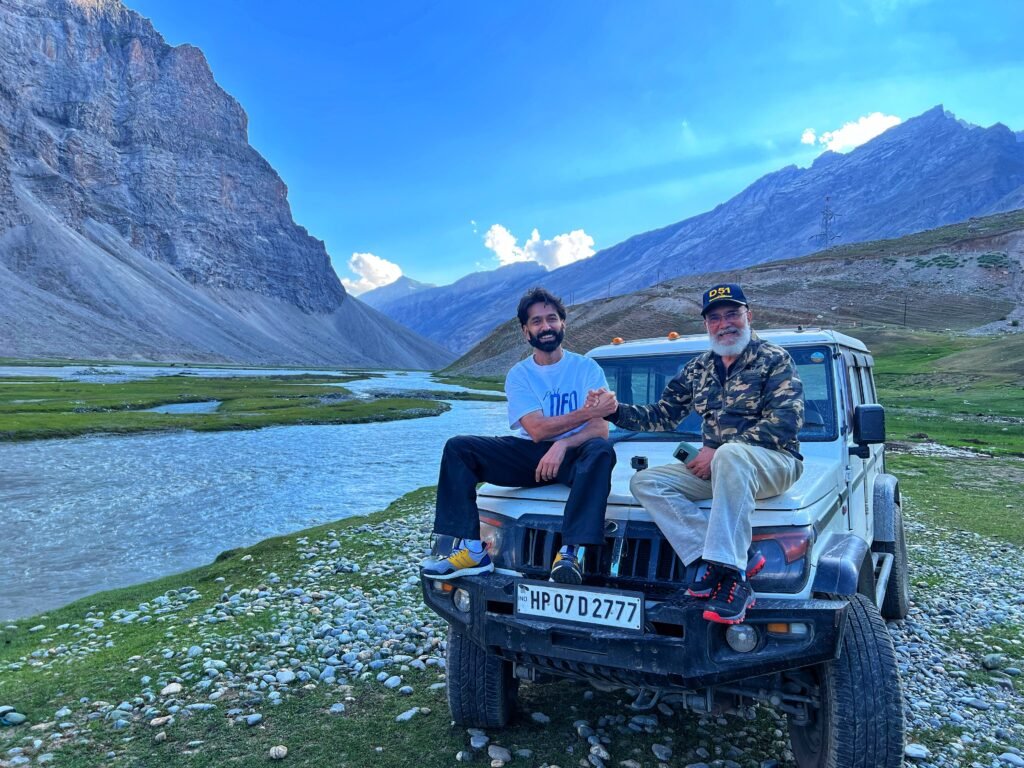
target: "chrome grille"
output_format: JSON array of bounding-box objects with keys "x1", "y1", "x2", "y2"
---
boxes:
[{"x1": 517, "y1": 520, "x2": 688, "y2": 594}]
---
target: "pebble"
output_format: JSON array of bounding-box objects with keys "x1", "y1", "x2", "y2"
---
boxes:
[
  {"x1": 160, "y1": 683, "x2": 182, "y2": 696},
  {"x1": 394, "y1": 707, "x2": 419, "y2": 722},
  {"x1": 470, "y1": 734, "x2": 489, "y2": 750},
  {"x1": 329, "y1": 703, "x2": 345, "y2": 715},
  {"x1": 269, "y1": 745, "x2": 288, "y2": 759},
  {"x1": 999, "y1": 754, "x2": 1024, "y2": 767},
  {"x1": 531, "y1": 711, "x2": 551, "y2": 724},
  {"x1": 652, "y1": 744, "x2": 672, "y2": 761},
  {"x1": 905, "y1": 744, "x2": 931, "y2": 759},
  {"x1": 488, "y1": 745, "x2": 512, "y2": 762},
  {"x1": 245, "y1": 714, "x2": 263, "y2": 727}
]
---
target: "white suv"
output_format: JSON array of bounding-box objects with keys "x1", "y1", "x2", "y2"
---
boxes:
[{"x1": 422, "y1": 329, "x2": 909, "y2": 768}]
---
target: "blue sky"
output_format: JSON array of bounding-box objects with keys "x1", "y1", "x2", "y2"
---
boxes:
[{"x1": 126, "y1": 0, "x2": 1024, "y2": 292}]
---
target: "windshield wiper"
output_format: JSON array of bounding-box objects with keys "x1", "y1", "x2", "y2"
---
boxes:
[{"x1": 610, "y1": 430, "x2": 696, "y2": 444}]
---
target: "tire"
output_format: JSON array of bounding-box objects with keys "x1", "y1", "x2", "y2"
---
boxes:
[
  {"x1": 876, "y1": 504, "x2": 910, "y2": 620},
  {"x1": 446, "y1": 625, "x2": 518, "y2": 728},
  {"x1": 787, "y1": 594, "x2": 904, "y2": 768}
]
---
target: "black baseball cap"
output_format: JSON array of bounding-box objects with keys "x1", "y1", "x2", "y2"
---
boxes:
[{"x1": 701, "y1": 284, "x2": 748, "y2": 316}]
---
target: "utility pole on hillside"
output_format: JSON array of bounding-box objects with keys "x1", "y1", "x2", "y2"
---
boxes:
[{"x1": 810, "y1": 195, "x2": 841, "y2": 251}]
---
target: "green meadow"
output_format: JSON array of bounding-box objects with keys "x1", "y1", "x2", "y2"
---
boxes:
[
  {"x1": 0, "y1": 372, "x2": 509, "y2": 442},
  {"x1": 861, "y1": 329, "x2": 1024, "y2": 457}
]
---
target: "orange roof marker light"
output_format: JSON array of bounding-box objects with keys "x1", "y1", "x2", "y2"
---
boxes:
[
  {"x1": 667, "y1": 331, "x2": 680, "y2": 340},
  {"x1": 612, "y1": 337, "x2": 624, "y2": 345}
]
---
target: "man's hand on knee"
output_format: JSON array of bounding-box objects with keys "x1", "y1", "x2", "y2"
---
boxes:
[
  {"x1": 535, "y1": 441, "x2": 568, "y2": 483},
  {"x1": 687, "y1": 445, "x2": 716, "y2": 480}
]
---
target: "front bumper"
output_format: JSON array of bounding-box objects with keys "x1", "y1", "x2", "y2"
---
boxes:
[{"x1": 422, "y1": 571, "x2": 848, "y2": 690}]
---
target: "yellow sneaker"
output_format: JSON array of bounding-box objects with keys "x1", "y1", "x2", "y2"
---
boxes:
[
  {"x1": 422, "y1": 545, "x2": 494, "y2": 580},
  {"x1": 549, "y1": 547, "x2": 583, "y2": 585}
]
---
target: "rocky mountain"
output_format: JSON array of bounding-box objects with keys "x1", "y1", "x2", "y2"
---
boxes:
[
  {"x1": 359, "y1": 275, "x2": 435, "y2": 310},
  {"x1": 444, "y1": 208, "x2": 1024, "y2": 377},
  {"x1": 0, "y1": 0, "x2": 452, "y2": 369},
  {"x1": 379, "y1": 106, "x2": 1024, "y2": 353}
]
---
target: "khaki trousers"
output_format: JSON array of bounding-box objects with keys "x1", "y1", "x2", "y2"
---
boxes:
[{"x1": 628, "y1": 442, "x2": 802, "y2": 573}]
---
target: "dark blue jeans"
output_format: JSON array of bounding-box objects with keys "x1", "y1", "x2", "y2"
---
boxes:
[{"x1": 433, "y1": 435, "x2": 616, "y2": 546}]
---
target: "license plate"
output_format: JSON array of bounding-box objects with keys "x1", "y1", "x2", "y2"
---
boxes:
[{"x1": 515, "y1": 581, "x2": 644, "y2": 631}]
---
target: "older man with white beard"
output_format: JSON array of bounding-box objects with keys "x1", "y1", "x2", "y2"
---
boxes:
[{"x1": 587, "y1": 284, "x2": 804, "y2": 624}]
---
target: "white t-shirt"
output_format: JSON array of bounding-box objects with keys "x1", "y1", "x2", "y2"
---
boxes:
[{"x1": 505, "y1": 350, "x2": 609, "y2": 440}]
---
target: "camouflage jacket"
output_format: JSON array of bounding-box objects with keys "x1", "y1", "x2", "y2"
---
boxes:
[{"x1": 611, "y1": 338, "x2": 805, "y2": 459}]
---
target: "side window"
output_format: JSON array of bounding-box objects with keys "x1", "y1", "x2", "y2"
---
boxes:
[
  {"x1": 862, "y1": 368, "x2": 878, "y2": 404},
  {"x1": 839, "y1": 363, "x2": 855, "y2": 435},
  {"x1": 849, "y1": 365, "x2": 865, "y2": 407}
]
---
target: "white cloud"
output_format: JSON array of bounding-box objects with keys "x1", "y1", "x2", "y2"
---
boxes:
[
  {"x1": 340, "y1": 251, "x2": 402, "y2": 295},
  {"x1": 483, "y1": 224, "x2": 524, "y2": 265},
  {"x1": 483, "y1": 225, "x2": 596, "y2": 269},
  {"x1": 801, "y1": 112, "x2": 902, "y2": 153}
]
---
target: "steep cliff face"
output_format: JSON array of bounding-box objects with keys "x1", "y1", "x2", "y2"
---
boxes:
[{"x1": 0, "y1": 0, "x2": 452, "y2": 368}]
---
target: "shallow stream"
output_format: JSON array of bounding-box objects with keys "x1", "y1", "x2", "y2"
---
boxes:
[{"x1": 0, "y1": 371, "x2": 507, "y2": 620}]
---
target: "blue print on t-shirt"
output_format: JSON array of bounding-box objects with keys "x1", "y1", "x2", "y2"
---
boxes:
[{"x1": 547, "y1": 390, "x2": 578, "y2": 416}]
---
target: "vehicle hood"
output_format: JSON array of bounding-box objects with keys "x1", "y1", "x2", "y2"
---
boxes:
[{"x1": 479, "y1": 443, "x2": 841, "y2": 512}]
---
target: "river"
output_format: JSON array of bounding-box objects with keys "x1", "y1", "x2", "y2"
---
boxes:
[{"x1": 0, "y1": 371, "x2": 508, "y2": 621}]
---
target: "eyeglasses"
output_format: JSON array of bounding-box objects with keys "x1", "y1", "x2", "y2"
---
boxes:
[{"x1": 704, "y1": 308, "x2": 747, "y2": 324}]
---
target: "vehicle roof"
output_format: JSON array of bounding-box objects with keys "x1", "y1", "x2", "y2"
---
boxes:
[{"x1": 587, "y1": 328, "x2": 869, "y2": 359}]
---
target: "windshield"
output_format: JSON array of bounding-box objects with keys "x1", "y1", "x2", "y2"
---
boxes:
[{"x1": 595, "y1": 345, "x2": 837, "y2": 442}]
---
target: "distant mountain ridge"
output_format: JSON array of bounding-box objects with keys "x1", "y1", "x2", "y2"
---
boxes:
[
  {"x1": 0, "y1": 0, "x2": 452, "y2": 368},
  {"x1": 376, "y1": 106, "x2": 1024, "y2": 353},
  {"x1": 362, "y1": 261, "x2": 546, "y2": 352},
  {"x1": 443, "y1": 208, "x2": 1024, "y2": 377},
  {"x1": 360, "y1": 275, "x2": 435, "y2": 309}
]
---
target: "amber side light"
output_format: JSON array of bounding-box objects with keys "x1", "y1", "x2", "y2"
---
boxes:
[
  {"x1": 667, "y1": 331, "x2": 679, "y2": 340},
  {"x1": 612, "y1": 337, "x2": 624, "y2": 345}
]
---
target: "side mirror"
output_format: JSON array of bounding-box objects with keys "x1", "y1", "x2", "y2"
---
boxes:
[{"x1": 850, "y1": 404, "x2": 885, "y2": 458}]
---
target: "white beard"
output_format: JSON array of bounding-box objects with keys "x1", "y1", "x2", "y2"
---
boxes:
[{"x1": 709, "y1": 323, "x2": 751, "y2": 357}]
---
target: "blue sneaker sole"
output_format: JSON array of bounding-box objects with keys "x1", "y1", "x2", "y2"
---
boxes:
[{"x1": 422, "y1": 561, "x2": 494, "y2": 580}]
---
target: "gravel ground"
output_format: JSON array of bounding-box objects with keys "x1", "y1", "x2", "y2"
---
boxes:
[{"x1": 2, "y1": 497, "x2": 1022, "y2": 768}]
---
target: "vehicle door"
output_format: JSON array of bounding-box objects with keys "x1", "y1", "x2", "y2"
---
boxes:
[{"x1": 840, "y1": 350, "x2": 875, "y2": 540}]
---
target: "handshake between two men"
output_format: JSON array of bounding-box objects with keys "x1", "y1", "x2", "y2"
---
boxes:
[{"x1": 584, "y1": 387, "x2": 716, "y2": 481}]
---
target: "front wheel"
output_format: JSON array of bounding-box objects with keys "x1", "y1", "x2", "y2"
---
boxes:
[
  {"x1": 787, "y1": 594, "x2": 904, "y2": 768},
  {"x1": 446, "y1": 625, "x2": 518, "y2": 728}
]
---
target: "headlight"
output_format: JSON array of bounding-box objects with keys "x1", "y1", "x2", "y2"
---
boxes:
[
  {"x1": 479, "y1": 514, "x2": 505, "y2": 560},
  {"x1": 454, "y1": 588, "x2": 472, "y2": 613},
  {"x1": 749, "y1": 526, "x2": 814, "y2": 593},
  {"x1": 725, "y1": 624, "x2": 759, "y2": 653}
]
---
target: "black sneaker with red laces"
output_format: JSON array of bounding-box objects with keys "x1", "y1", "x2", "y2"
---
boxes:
[
  {"x1": 686, "y1": 553, "x2": 767, "y2": 599},
  {"x1": 702, "y1": 572, "x2": 756, "y2": 624}
]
